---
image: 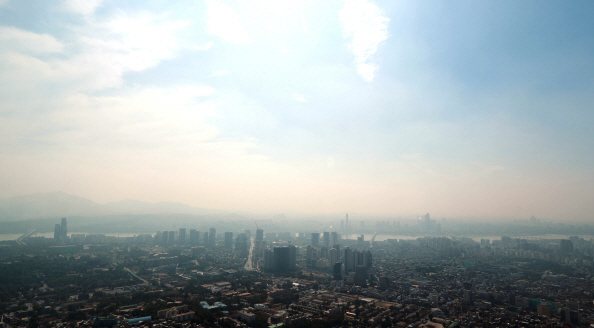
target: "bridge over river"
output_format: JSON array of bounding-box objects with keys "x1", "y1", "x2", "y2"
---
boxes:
[{"x1": 15, "y1": 229, "x2": 36, "y2": 245}]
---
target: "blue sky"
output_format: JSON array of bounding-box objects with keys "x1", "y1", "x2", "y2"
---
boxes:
[{"x1": 1, "y1": 0, "x2": 593, "y2": 220}]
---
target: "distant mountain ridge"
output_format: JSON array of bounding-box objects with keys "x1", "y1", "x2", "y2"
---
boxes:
[{"x1": 0, "y1": 192, "x2": 223, "y2": 221}]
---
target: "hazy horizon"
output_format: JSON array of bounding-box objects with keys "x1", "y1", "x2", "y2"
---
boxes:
[
  {"x1": 0, "y1": 190, "x2": 589, "y2": 224},
  {"x1": 1, "y1": 1, "x2": 594, "y2": 220}
]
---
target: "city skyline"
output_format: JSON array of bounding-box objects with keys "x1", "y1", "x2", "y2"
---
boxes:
[{"x1": 1, "y1": 1, "x2": 594, "y2": 220}]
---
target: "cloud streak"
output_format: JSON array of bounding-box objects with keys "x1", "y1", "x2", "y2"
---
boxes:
[
  {"x1": 339, "y1": 0, "x2": 389, "y2": 82},
  {"x1": 206, "y1": 0, "x2": 250, "y2": 44}
]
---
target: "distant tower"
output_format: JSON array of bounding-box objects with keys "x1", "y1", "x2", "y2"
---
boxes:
[
  {"x1": 331, "y1": 231, "x2": 340, "y2": 246},
  {"x1": 256, "y1": 228, "x2": 264, "y2": 241},
  {"x1": 168, "y1": 231, "x2": 175, "y2": 245},
  {"x1": 354, "y1": 265, "x2": 367, "y2": 287},
  {"x1": 54, "y1": 224, "x2": 62, "y2": 240},
  {"x1": 288, "y1": 245, "x2": 296, "y2": 271},
  {"x1": 323, "y1": 231, "x2": 330, "y2": 248},
  {"x1": 61, "y1": 217, "x2": 67, "y2": 239},
  {"x1": 190, "y1": 229, "x2": 199, "y2": 245},
  {"x1": 346, "y1": 214, "x2": 349, "y2": 230},
  {"x1": 235, "y1": 233, "x2": 248, "y2": 258},
  {"x1": 560, "y1": 239, "x2": 574, "y2": 254},
  {"x1": 224, "y1": 232, "x2": 234, "y2": 249},
  {"x1": 273, "y1": 245, "x2": 296, "y2": 272},
  {"x1": 364, "y1": 249, "x2": 372, "y2": 269},
  {"x1": 333, "y1": 262, "x2": 342, "y2": 280},
  {"x1": 178, "y1": 228, "x2": 186, "y2": 245},
  {"x1": 329, "y1": 247, "x2": 339, "y2": 264},
  {"x1": 311, "y1": 232, "x2": 320, "y2": 248},
  {"x1": 202, "y1": 232, "x2": 209, "y2": 246},
  {"x1": 343, "y1": 247, "x2": 355, "y2": 274},
  {"x1": 209, "y1": 228, "x2": 216, "y2": 247}
]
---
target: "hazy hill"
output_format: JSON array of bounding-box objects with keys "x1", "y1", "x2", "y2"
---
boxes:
[
  {"x1": 103, "y1": 199, "x2": 222, "y2": 216},
  {"x1": 0, "y1": 192, "x2": 108, "y2": 221},
  {"x1": 0, "y1": 192, "x2": 223, "y2": 221}
]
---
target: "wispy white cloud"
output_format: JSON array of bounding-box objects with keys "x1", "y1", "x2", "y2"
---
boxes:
[
  {"x1": 205, "y1": 0, "x2": 250, "y2": 44},
  {"x1": 0, "y1": 11, "x2": 189, "y2": 97},
  {"x1": 211, "y1": 69, "x2": 231, "y2": 77},
  {"x1": 62, "y1": 0, "x2": 105, "y2": 15},
  {"x1": 41, "y1": 86, "x2": 219, "y2": 153},
  {"x1": 83, "y1": 13, "x2": 188, "y2": 73},
  {"x1": 0, "y1": 26, "x2": 63, "y2": 54},
  {"x1": 292, "y1": 93, "x2": 306, "y2": 102},
  {"x1": 300, "y1": 14, "x2": 307, "y2": 34},
  {"x1": 339, "y1": 0, "x2": 389, "y2": 82},
  {"x1": 193, "y1": 41, "x2": 214, "y2": 51}
]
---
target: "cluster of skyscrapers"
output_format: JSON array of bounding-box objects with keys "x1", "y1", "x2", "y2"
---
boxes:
[
  {"x1": 155, "y1": 228, "x2": 216, "y2": 248},
  {"x1": 53, "y1": 218, "x2": 67, "y2": 242},
  {"x1": 263, "y1": 245, "x2": 297, "y2": 273},
  {"x1": 306, "y1": 230, "x2": 372, "y2": 286},
  {"x1": 419, "y1": 213, "x2": 440, "y2": 233}
]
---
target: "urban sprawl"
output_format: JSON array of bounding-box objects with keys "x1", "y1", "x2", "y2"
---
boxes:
[{"x1": 1, "y1": 215, "x2": 594, "y2": 328}]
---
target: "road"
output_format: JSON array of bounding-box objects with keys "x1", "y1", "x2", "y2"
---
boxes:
[
  {"x1": 124, "y1": 267, "x2": 149, "y2": 285},
  {"x1": 15, "y1": 229, "x2": 35, "y2": 245}
]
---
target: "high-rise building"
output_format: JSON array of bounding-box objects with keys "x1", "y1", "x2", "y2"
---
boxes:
[
  {"x1": 288, "y1": 245, "x2": 296, "y2": 271},
  {"x1": 329, "y1": 248, "x2": 339, "y2": 265},
  {"x1": 254, "y1": 240, "x2": 266, "y2": 258},
  {"x1": 61, "y1": 218, "x2": 67, "y2": 239},
  {"x1": 209, "y1": 228, "x2": 216, "y2": 247},
  {"x1": 333, "y1": 262, "x2": 342, "y2": 280},
  {"x1": 273, "y1": 245, "x2": 296, "y2": 272},
  {"x1": 320, "y1": 246, "x2": 329, "y2": 259},
  {"x1": 224, "y1": 232, "x2": 234, "y2": 249},
  {"x1": 311, "y1": 233, "x2": 320, "y2": 248},
  {"x1": 179, "y1": 228, "x2": 186, "y2": 245},
  {"x1": 323, "y1": 231, "x2": 330, "y2": 248},
  {"x1": 235, "y1": 233, "x2": 248, "y2": 258},
  {"x1": 354, "y1": 265, "x2": 367, "y2": 287},
  {"x1": 560, "y1": 239, "x2": 574, "y2": 254},
  {"x1": 54, "y1": 224, "x2": 62, "y2": 240},
  {"x1": 354, "y1": 249, "x2": 364, "y2": 267},
  {"x1": 202, "y1": 232, "x2": 209, "y2": 246},
  {"x1": 190, "y1": 229, "x2": 200, "y2": 245},
  {"x1": 263, "y1": 249, "x2": 274, "y2": 272},
  {"x1": 346, "y1": 213, "x2": 349, "y2": 231},
  {"x1": 256, "y1": 228, "x2": 264, "y2": 241},
  {"x1": 168, "y1": 231, "x2": 175, "y2": 245},
  {"x1": 331, "y1": 232, "x2": 340, "y2": 246},
  {"x1": 162, "y1": 231, "x2": 169, "y2": 245},
  {"x1": 357, "y1": 234, "x2": 365, "y2": 247},
  {"x1": 273, "y1": 247, "x2": 285, "y2": 272},
  {"x1": 343, "y1": 247, "x2": 355, "y2": 274},
  {"x1": 420, "y1": 213, "x2": 437, "y2": 233},
  {"x1": 364, "y1": 250, "x2": 372, "y2": 269},
  {"x1": 305, "y1": 245, "x2": 314, "y2": 266}
]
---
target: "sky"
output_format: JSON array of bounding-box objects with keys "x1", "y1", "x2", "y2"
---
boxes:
[{"x1": 1, "y1": 0, "x2": 594, "y2": 220}]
